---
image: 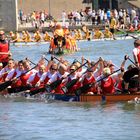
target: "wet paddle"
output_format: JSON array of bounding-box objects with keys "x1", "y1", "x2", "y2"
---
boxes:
[
  {"x1": 75, "y1": 68, "x2": 121, "y2": 96},
  {"x1": 61, "y1": 59, "x2": 101, "y2": 94},
  {"x1": 0, "y1": 65, "x2": 37, "y2": 92}
]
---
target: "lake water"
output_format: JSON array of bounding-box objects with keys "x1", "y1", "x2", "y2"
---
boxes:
[{"x1": 0, "y1": 39, "x2": 140, "y2": 140}]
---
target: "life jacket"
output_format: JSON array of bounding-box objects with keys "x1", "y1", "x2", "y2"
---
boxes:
[
  {"x1": 83, "y1": 76, "x2": 97, "y2": 93},
  {"x1": 137, "y1": 46, "x2": 140, "y2": 65},
  {"x1": 65, "y1": 38, "x2": 71, "y2": 50},
  {"x1": 20, "y1": 71, "x2": 33, "y2": 86},
  {"x1": 11, "y1": 70, "x2": 22, "y2": 88},
  {"x1": 0, "y1": 41, "x2": 9, "y2": 62},
  {"x1": 30, "y1": 73, "x2": 40, "y2": 86},
  {"x1": 54, "y1": 75, "x2": 65, "y2": 94},
  {"x1": 43, "y1": 75, "x2": 50, "y2": 84},
  {"x1": 1, "y1": 67, "x2": 12, "y2": 81},
  {"x1": 101, "y1": 76, "x2": 115, "y2": 94},
  {"x1": 66, "y1": 76, "x2": 81, "y2": 93},
  {"x1": 50, "y1": 39, "x2": 57, "y2": 50}
]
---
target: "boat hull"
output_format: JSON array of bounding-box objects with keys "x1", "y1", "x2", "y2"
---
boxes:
[
  {"x1": 45, "y1": 93, "x2": 140, "y2": 102},
  {"x1": 1, "y1": 92, "x2": 140, "y2": 102}
]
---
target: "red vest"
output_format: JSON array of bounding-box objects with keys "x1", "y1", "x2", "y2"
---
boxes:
[
  {"x1": 31, "y1": 73, "x2": 40, "y2": 86},
  {"x1": 66, "y1": 76, "x2": 81, "y2": 93},
  {"x1": 44, "y1": 75, "x2": 50, "y2": 84},
  {"x1": 54, "y1": 76, "x2": 65, "y2": 94},
  {"x1": 137, "y1": 46, "x2": 140, "y2": 65},
  {"x1": 83, "y1": 76, "x2": 97, "y2": 93},
  {"x1": 2, "y1": 67, "x2": 9, "y2": 81},
  {"x1": 101, "y1": 77, "x2": 115, "y2": 94},
  {"x1": 11, "y1": 71, "x2": 22, "y2": 88},
  {"x1": 0, "y1": 42, "x2": 9, "y2": 62},
  {"x1": 20, "y1": 72, "x2": 32, "y2": 86}
]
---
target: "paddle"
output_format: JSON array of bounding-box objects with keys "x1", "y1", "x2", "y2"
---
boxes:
[
  {"x1": 75, "y1": 68, "x2": 121, "y2": 96},
  {"x1": 0, "y1": 65, "x2": 37, "y2": 92},
  {"x1": 27, "y1": 59, "x2": 89, "y2": 96},
  {"x1": 61, "y1": 59, "x2": 101, "y2": 94},
  {"x1": 116, "y1": 29, "x2": 139, "y2": 40},
  {"x1": 124, "y1": 33, "x2": 139, "y2": 40},
  {"x1": 124, "y1": 55, "x2": 138, "y2": 67},
  {"x1": 45, "y1": 60, "x2": 89, "y2": 92},
  {"x1": 41, "y1": 55, "x2": 49, "y2": 62},
  {"x1": 25, "y1": 58, "x2": 36, "y2": 65},
  {"x1": 27, "y1": 87, "x2": 46, "y2": 96}
]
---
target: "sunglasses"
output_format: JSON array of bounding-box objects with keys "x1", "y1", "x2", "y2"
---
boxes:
[
  {"x1": 51, "y1": 68, "x2": 57, "y2": 71},
  {"x1": 70, "y1": 69, "x2": 75, "y2": 71}
]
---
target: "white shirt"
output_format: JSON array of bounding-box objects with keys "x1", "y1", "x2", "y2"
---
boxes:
[
  {"x1": 40, "y1": 71, "x2": 56, "y2": 82},
  {"x1": 48, "y1": 71, "x2": 69, "y2": 84}
]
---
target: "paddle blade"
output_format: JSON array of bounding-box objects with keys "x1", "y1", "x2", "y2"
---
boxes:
[
  {"x1": 49, "y1": 79, "x2": 63, "y2": 90},
  {"x1": 62, "y1": 79, "x2": 79, "y2": 94},
  {"x1": 0, "y1": 81, "x2": 13, "y2": 92},
  {"x1": 75, "y1": 84, "x2": 92, "y2": 96},
  {"x1": 29, "y1": 88, "x2": 45, "y2": 96},
  {"x1": 61, "y1": 86, "x2": 68, "y2": 94},
  {"x1": 45, "y1": 84, "x2": 52, "y2": 93}
]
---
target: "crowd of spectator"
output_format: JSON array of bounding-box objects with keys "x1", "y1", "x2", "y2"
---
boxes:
[{"x1": 18, "y1": 7, "x2": 140, "y2": 30}]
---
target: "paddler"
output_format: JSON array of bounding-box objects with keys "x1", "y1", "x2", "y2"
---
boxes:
[
  {"x1": 133, "y1": 39, "x2": 140, "y2": 67},
  {"x1": 85, "y1": 29, "x2": 92, "y2": 41},
  {"x1": 12, "y1": 31, "x2": 21, "y2": 42},
  {"x1": 103, "y1": 27, "x2": 113, "y2": 38},
  {"x1": 21, "y1": 31, "x2": 27, "y2": 42},
  {"x1": 0, "y1": 30, "x2": 10, "y2": 67},
  {"x1": 63, "y1": 64, "x2": 81, "y2": 94},
  {"x1": 25, "y1": 31, "x2": 33, "y2": 42},
  {"x1": 73, "y1": 29, "x2": 79, "y2": 40},
  {"x1": 27, "y1": 65, "x2": 46, "y2": 88},
  {"x1": 47, "y1": 63, "x2": 68, "y2": 94},
  {"x1": 97, "y1": 67, "x2": 115, "y2": 94},
  {"x1": 43, "y1": 31, "x2": 51, "y2": 42},
  {"x1": 34, "y1": 30, "x2": 42, "y2": 42},
  {"x1": 35, "y1": 63, "x2": 58, "y2": 87},
  {"x1": 63, "y1": 25, "x2": 70, "y2": 36},
  {"x1": 9, "y1": 31, "x2": 15, "y2": 42},
  {"x1": 80, "y1": 68, "x2": 97, "y2": 95},
  {"x1": 0, "y1": 59, "x2": 15, "y2": 82},
  {"x1": 53, "y1": 24, "x2": 66, "y2": 51},
  {"x1": 93, "y1": 28, "x2": 104, "y2": 39},
  {"x1": 20, "y1": 60, "x2": 37, "y2": 86},
  {"x1": 109, "y1": 15, "x2": 117, "y2": 40},
  {"x1": 77, "y1": 29, "x2": 83, "y2": 40},
  {"x1": 7, "y1": 60, "x2": 25, "y2": 93}
]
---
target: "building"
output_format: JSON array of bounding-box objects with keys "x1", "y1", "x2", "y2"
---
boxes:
[
  {"x1": 18, "y1": 0, "x2": 89, "y2": 19},
  {"x1": 18, "y1": 0, "x2": 139, "y2": 18},
  {"x1": 89, "y1": 0, "x2": 140, "y2": 10},
  {"x1": 0, "y1": 0, "x2": 18, "y2": 31}
]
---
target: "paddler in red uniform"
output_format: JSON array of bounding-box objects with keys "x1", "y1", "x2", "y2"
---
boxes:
[
  {"x1": 133, "y1": 39, "x2": 140, "y2": 67},
  {"x1": 81, "y1": 68, "x2": 97, "y2": 94},
  {"x1": 63, "y1": 64, "x2": 81, "y2": 94},
  {"x1": 0, "y1": 30, "x2": 10, "y2": 67},
  {"x1": 0, "y1": 59, "x2": 15, "y2": 82},
  {"x1": 47, "y1": 63, "x2": 68, "y2": 94},
  {"x1": 98, "y1": 67, "x2": 115, "y2": 94},
  {"x1": 36, "y1": 63, "x2": 58, "y2": 87},
  {"x1": 20, "y1": 60, "x2": 37, "y2": 86},
  {"x1": 27, "y1": 65, "x2": 46, "y2": 88}
]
